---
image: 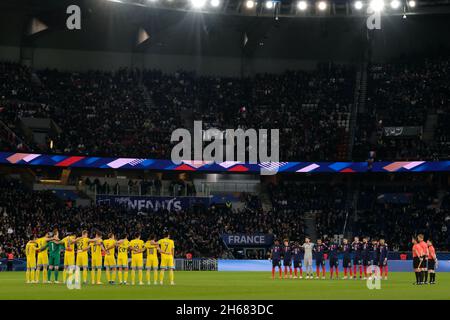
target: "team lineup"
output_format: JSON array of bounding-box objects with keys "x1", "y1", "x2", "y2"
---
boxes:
[
  {"x1": 269, "y1": 235, "x2": 438, "y2": 284},
  {"x1": 21, "y1": 230, "x2": 439, "y2": 288},
  {"x1": 24, "y1": 229, "x2": 176, "y2": 286}
]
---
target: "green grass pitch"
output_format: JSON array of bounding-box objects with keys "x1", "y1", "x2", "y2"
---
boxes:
[{"x1": 0, "y1": 272, "x2": 448, "y2": 300}]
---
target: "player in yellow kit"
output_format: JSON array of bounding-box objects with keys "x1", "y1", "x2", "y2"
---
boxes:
[
  {"x1": 90, "y1": 231, "x2": 105, "y2": 285},
  {"x1": 61, "y1": 233, "x2": 76, "y2": 283},
  {"x1": 116, "y1": 234, "x2": 130, "y2": 285},
  {"x1": 25, "y1": 235, "x2": 38, "y2": 283},
  {"x1": 36, "y1": 232, "x2": 54, "y2": 283},
  {"x1": 145, "y1": 235, "x2": 159, "y2": 285},
  {"x1": 75, "y1": 230, "x2": 91, "y2": 284},
  {"x1": 103, "y1": 233, "x2": 117, "y2": 284},
  {"x1": 129, "y1": 233, "x2": 145, "y2": 285},
  {"x1": 158, "y1": 231, "x2": 175, "y2": 285}
]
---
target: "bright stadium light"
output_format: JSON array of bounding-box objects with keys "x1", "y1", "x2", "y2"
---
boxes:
[
  {"x1": 210, "y1": 0, "x2": 220, "y2": 7},
  {"x1": 317, "y1": 1, "x2": 327, "y2": 10},
  {"x1": 354, "y1": 1, "x2": 363, "y2": 10},
  {"x1": 369, "y1": 0, "x2": 384, "y2": 11},
  {"x1": 246, "y1": 0, "x2": 255, "y2": 8},
  {"x1": 390, "y1": 0, "x2": 400, "y2": 9},
  {"x1": 265, "y1": 1, "x2": 274, "y2": 9},
  {"x1": 297, "y1": 1, "x2": 307, "y2": 10},
  {"x1": 408, "y1": 0, "x2": 416, "y2": 7},
  {"x1": 191, "y1": 0, "x2": 206, "y2": 8}
]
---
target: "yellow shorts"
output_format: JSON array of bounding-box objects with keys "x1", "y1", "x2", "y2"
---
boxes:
[
  {"x1": 27, "y1": 258, "x2": 36, "y2": 269},
  {"x1": 91, "y1": 256, "x2": 103, "y2": 268},
  {"x1": 131, "y1": 255, "x2": 143, "y2": 269},
  {"x1": 117, "y1": 256, "x2": 129, "y2": 268},
  {"x1": 145, "y1": 257, "x2": 159, "y2": 269},
  {"x1": 76, "y1": 253, "x2": 88, "y2": 268},
  {"x1": 104, "y1": 256, "x2": 116, "y2": 268},
  {"x1": 160, "y1": 255, "x2": 174, "y2": 269},
  {"x1": 64, "y1": 254, "x2": 75, "y2": 266},
  {"x1": 37, "y1": 253, "x2": 48, "y2": 266}
]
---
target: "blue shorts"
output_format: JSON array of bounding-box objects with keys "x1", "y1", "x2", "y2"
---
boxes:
[
  {"x1": 343, "y1": 257, "x2": 352, "y2": 268},
  {"x1": 329, "y1": 258, "x2": 339, "y2": 268},
  {"x1": 272, "y1": 259, "x2": 281, "y2": 267}
]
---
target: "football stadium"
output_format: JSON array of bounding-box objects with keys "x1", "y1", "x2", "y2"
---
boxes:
[{"x1": 0, "y1": 0, "x2": 450, "y2": 303}]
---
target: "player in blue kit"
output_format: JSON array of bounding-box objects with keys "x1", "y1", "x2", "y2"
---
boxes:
[
  {"x1": 378, "y1": 238, "x2": 389, "y2": 280},
  {"x1": 282, "y1": 239, "x2": 292, "y2": 279},
  {"x1": 341, "y1": 238, "x2": 353, "y2": 279},
  {"x1": 370, "y1": 239, "x2": 379, "y2": 278},
  {"x1": 328, "y1": 241, "x2": 339, "y2": 279},
  {"x1": 270, "y1": 240, "x2": 282, "y2": 279},
  {"x1": 314, "y1": 239, "x2": 327, "y2": 279},
  {"x1": 292, "y1": 242, "x2": 303, "y2": 279},
  {"x1": 361, "y1": 237, "x2": 371, "y2": 279},
  {"x1": 351, "y1": 236, "x2": 363, "y2": 279}
]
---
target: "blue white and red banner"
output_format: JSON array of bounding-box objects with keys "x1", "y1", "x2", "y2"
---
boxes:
[{"x1": 1, "y1": 152, "x2": 450, "y2": 173}]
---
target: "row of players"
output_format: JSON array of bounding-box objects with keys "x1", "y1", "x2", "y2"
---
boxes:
[
  {"x1": 24, "y1": 229, "x2": 176, "y2": 285},
  {"x1": 269, "y1": 235, "x2": 438, "y2": 284}
]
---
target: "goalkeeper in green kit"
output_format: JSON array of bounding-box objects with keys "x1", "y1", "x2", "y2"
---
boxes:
[{"x1": 41, "y1": 229, "x2": 64, "y2": 283}]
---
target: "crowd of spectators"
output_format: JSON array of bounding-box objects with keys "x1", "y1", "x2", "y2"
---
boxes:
[
  {"x1": 268, "y1": 181, "x2": 347, "y2": 238},
  {"x1": 1, "y1": 62, "x2": 353, "y2": 161},
  {"x1": 2, "y1": 58, "x2": 450, "y2": 161},
  {"x1": 354, "y1": 57, "x2": 450, "y2": 161},
  {"x1": 353, "y1": 184, "x2": 449, "y2": 251}
]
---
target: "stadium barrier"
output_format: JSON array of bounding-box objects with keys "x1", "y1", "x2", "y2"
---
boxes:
[
  {"x1": 175, "y1": 259, "x2": 218, "y2": 271},
  {"x1": 217, "y1": 259, "x2": 450, "y2": 272}
]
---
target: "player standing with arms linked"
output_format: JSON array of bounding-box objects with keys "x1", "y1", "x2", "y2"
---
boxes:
[
  {"x1": 35, "y1": 232, "x2": 54, "y2": 283},
  {"x1": 328, "y1": 240, "x2": 339, "y2": 280},
  {"x1": 116, "y1": 234, "x2": 130, "y2": 284},
  {"x1": 269, "y1": 239, "x2": 282, "y2": 279},
  {"x1": 145, "y1": 235, "x2": 159, "y2": 285},
  {"x1": 25, "y1": 235, "x2": 38, "y2": 283},
  {"x1": 90, "y1": 231, "x2": 105, "y2": 285},
  {"x1": 361, "y1": 237, "x2": 371, "y2": 279},
  {"x1": 314, "y1": 239, "x2": 327, "y2": 279},
  {"x1": 46, "y1": 229, "x2": 64, "y2": 283},
  {"x1": 282, "y1": 239, "x2": 293, "y2": 279},
  {"x1": 341, "y1": 238, "x2": 352, "y2": 279},
  {"x1": 103, "y1": 233, "x2": 117, "y2": 284},
  {"x1": 378, "y1": 239, "x2": 388, "y2": 280},
  {"x1": 158, "y1": 231, "x2": 175, "y2": 285},
  {"x1": 301, "y1": 237, "x2": 314, "y2": 279},
  {"x1": 370, "y1": 239, "x2": 379, "y2": 279},
  {"x1": 351, "y1": 236, "x2": 363, "y2": 279},
  {"x1": 129, "y1": 233, "x2": 145, "y2": 285},
  {"x1": 75, "y1": 230, "x2": 90, "y2": 284},
  {"x1": 292, "y1": 242, "x2": 303, "y2": 279},
  {"x1": 61, "y1": 233, "x2": 76, "y2": 284}
]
